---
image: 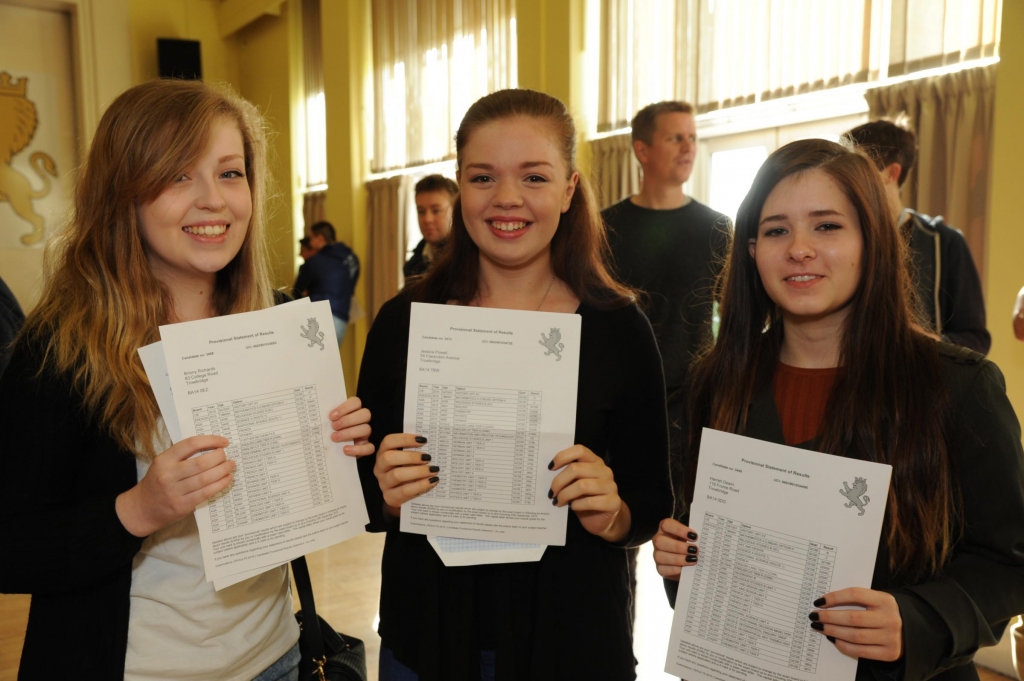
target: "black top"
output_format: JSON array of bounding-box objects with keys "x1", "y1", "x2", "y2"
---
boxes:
[
  {"x1": 602, "y1": 198, "x2": 730, "y2": 392},
  {"x1": 0, "y1": 275, "x2": 25, "y2": 377},
  {"x1": 665, "y1": 344, "x2": 1024, "y2": 681},
  {"x1": 0, "y1": 335, "x2": 144, "y2": 680},
  {"x1": 906, "y1": 212, "x2": 990, "y2": 355},
  {"x1": 293, "y1": 241, "x2": 361, "y2": 321},
  {"x1": 356, "y1": 293, "x2": 673, "y2": 681},
  {"x1": 403, "y1": 239, "x2": 431, "y2": 279}
]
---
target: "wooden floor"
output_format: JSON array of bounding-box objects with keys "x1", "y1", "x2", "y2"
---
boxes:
[{"x1": 0, "y1": 535, "x2": 1018, "y2": 681}]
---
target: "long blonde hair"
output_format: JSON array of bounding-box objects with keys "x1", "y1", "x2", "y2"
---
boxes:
[{"x1": 19, "y1": 79, "x2": 274, "y2": 458}]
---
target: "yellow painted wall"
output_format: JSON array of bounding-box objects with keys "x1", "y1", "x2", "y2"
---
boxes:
[
  {"x1": 234, "y1": 12, "x2": 296, "y2": 291},
  {"x1": 985, "y1": 1, "x2": 1024, "y2": 419},
  {"x1": 128, "y1": 0, "x2": 240, "y2": 87},
  {"x1": 320, "y1": 0, "x2": 370, "y2": 396}
]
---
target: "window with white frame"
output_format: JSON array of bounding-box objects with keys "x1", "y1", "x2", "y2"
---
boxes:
[
  {"x1": 595, "y1": 0, "x2": 1002, "y2": 131},
  {"x1": 369, "y1": 0, "x2": 518, "y2": 173}
]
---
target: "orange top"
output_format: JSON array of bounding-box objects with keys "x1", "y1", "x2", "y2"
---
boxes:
[{"x1": 773, "y1": 363, "x2": 838, "y2": 446}]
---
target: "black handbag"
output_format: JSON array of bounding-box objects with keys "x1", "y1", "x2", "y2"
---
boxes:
[{"x1": 291, "y1": 555, "x2": 368, "y2": 681}]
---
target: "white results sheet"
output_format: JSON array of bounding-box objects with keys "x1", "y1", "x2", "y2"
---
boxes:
[
  {"x1": 157, "y1": 299, "x2": 368, "y2": 586},
  {"x1": 665, "y1": 429, "x2": 892, "y2": 681},
  {"x1": 401, "y1": 303, "x2": 581, "y2": 547}
]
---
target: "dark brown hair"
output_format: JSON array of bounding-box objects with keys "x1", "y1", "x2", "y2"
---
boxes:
[
  {"x1": 685, "y1": 138, "x2": 957, "y2": 581},
  {"x1": 414, "y1": 174, "x2": 459, "y2": 199},
  {"x1": 631, "y1": 100, "x2": 695, "y2": 145},
  {"x1": 411, "y1": 89, "x2": 632, "y2": 310},
  {"x1": 309, "y1": 221, "x2": 337, "y2": 244},
  {"x1": 844, "y1": 120, "x2": 918, "y2": 187}
]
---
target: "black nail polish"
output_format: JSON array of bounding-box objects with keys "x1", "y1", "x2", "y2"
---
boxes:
[
  {"x1": 686, "y1": 555, "x2": 698, "y2": 563},
  {"x1": 547, "y1": 488, "x2": 554, "y2": 499},
  {"x1": 415, "y1": 436, "x2": 428, "y2": 444},
  {"x1": 808, "y1": 612, "x2": 819, "y2": 622},
  {"x1": 810, "y1": 622, "x2": 824, "y2": 631},
  {"x1": 813, "y1": 597, "x2": 826, "y2": 607},
  {"x1": 420, "y1": 453, "x2": 431, "y2": 462},
  {"x1": 547, "y1": 460, "x2": 554, "y2": 470},
  {"x1": 826, "y1": 636, "x2": 836, "y2": 644},
  {"x1": 687, "y1": 546, "x2": 698, "y2": 555},
  {"x1": 687, "y1": 531, "x2": 698, "y2": 540},
  {"x1": 429, "y1": 476, "x2": 439, "y2": 484},
  {"x1": 551, "y1": 497, "x2": 558, "y2": 506},
  {"x1": 429, "y1": 465, "x2": 440, "y2": 473}
]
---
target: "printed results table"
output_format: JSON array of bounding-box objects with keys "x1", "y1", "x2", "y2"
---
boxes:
[
  {"x1": 415, "y1": 384, "x2": 541, "y2": 505},
  {"x1": 683, "y1": 513, "x2": 837, "y2": 673},
  {"x1": 192, "y1": 385, "x2": 332, "y2": 533}
]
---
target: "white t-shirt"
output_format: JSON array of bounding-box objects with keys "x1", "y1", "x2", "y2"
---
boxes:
[{"x1": 124, "y1": 437, "x2": 299, "y2": 681}]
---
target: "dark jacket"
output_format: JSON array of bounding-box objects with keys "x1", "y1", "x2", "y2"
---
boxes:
[
  {"x1": 356, "y1": 292, "x2": 673, "y2": 680},
  {"x1": 666, "y1": 344, "x2": 1024, "y2": 681},
  {"x1": 906, "y1": 211, "x2": 990, "y2": 355},
  {"x1": 403, "y1": 239, "x2": 431, "y2": 279},
  {"x1": 0, "y1": 275, "x2": 24, "y2": 376},
  {"x1": 0, "y1": 335, "x2": 144, "y2": 680},
  {"x1": 293, "y1": 242, "x2": 360, "y2": 320}
]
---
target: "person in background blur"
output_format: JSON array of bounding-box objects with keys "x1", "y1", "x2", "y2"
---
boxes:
[
  {"x1": 404, "y1": 174, "x2": 458, "y2": 279},
  {"x1": 293, "y1": 221, "x2": 360, "y2": 345},
  {"x1": 845, "y1": 120, "x2": 990, "y2": 354}
]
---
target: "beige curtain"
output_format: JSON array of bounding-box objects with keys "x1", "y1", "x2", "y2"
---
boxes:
[
  {"x1": 365, "y1": 175, "x2": 410, "y2": 323},
  {"x1": 865, "y1": 63, "x2": 997, "y2": 279},
  {"x1": 302, "y1": 191, "x2": 326, "y2": 232},
  {"x1": 370, "y1": 0, "x2": 517, "y2": 172},
  {"x1": 588, "y1": 132, "x2": 640, "y2": 209}
]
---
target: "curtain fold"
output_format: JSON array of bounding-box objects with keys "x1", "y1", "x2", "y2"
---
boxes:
[
  {"x1": 365, "y1": 175, "x2": 410, "y2": 324},
  {"x1": 370, "y1": 0, "x2": 517, "y2": 172},
  {"x1": 865, "y1": 63, "x2": 997, "y2": 279},
  {"x1": 302, "y1": 191, "x2": 326, "y2": 231},
  {"x1": 588, "y1": 132, "x2": 640, "y2": 210}
]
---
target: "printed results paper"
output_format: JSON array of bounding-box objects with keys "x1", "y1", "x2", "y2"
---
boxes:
[
  {"x1": 665, "y1": 429, "x2": 892, "y2": 681},
  {"x1": 158, "y1": 299, "x2": 367, "y2": 585},
  {"x1": 401, "y1": 303, "x2": 580, "y2": 546}
]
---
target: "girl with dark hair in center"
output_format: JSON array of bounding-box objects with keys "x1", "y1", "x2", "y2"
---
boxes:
[
  {"x1": 653, "y1": 138, "x2": 1024, "y2": 681},
  {"x1": 356, "y1": 88, "x2": 673, "y2": 680}
]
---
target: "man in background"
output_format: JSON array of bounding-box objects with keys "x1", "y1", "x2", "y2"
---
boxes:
[
  {"x1": 405, "y1": 174, "x2": 458, "y2": 278},
  {"x1": 845, "y1": 120, "x2": 990, "y2": 354},
  {"x1": 293, "y1": 221, "x2": 360, "y2": 345},
  {"x1": 603, "y1": 101, "x2": 729, "y2": 468},
  {"x1": 298, "y1": 236, "x2": 316, "y2": 262}
]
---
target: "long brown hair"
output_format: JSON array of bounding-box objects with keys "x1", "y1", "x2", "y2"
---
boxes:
[
  {"x1": 686, "y1": 139, "x2": 957, "y2": 581},
  {"x1": 411, "y1": 89, "x2": 632, "y2": 309},
  {"x1": 19, "y1": 79, "x2": 274, "y2": 459}
]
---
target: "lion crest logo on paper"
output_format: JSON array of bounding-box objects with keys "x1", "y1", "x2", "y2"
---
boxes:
[
  {"x1": 840, "y1": 477, "x2": 870, "y2": 516},
  {"x1": 0, "y1": 72, "x2": 58, "y2": 246},
  {"x1": 538, "y1": 328, "x2": 564, "y2": 361},
  {"x1": 300, "y1": 317, "x2": 325, "y2": 350}
]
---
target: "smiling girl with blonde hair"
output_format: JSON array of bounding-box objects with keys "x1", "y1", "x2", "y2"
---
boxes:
[{"x1": 0, "y1": 79, "x2": 372, "y2": 681}]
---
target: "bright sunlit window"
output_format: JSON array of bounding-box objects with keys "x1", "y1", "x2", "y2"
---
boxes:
[
  {"x1": 370, "y1": 0, "x2": 517, "y2": 173},
  {"x1": 708, "y1": 146, "x2": 769, "y2": 223}
]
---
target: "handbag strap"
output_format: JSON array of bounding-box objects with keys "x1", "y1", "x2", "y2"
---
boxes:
[{"x1": 291, "y1": 556, "x2": 327, "y2": 667}]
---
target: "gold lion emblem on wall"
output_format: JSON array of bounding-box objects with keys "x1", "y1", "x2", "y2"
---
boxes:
[{"x1": 0, "y1": 71, "x2": 58, "y2": 245}]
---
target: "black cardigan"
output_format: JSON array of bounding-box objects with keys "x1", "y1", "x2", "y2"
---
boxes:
[
  {"x1": 666, "y1": 344, "x2": 1024, "y2": 681},
  {"x1": 0, "y1": 336, "x2": 144, "y2": 680},
  {"x1": 356, "y1": 294, "x2": 674, "y2": 681}
]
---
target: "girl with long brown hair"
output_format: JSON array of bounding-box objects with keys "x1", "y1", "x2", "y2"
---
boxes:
[
  {"x1": 355, "y1": 89, "x2": 673, "y2": 680},
  {"x1": 653, "y1": 138, "x2": 1024, "y2": 680},
  {"x1": 0, "y1": 79, "x2": 373, "y2": 680}
]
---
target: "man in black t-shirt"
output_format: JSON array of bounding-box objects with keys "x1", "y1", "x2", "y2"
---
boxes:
[{"x1": 603, "y1": 101, "x2": 730, "y2": 469}]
